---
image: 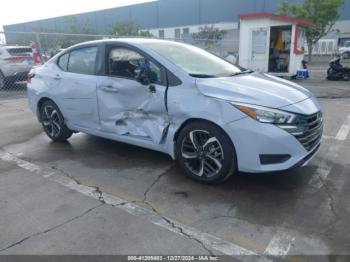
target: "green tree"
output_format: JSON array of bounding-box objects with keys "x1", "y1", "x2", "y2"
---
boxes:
[
  {"x1": 57, "y1": 17, "x2": 98, "y2": 48},
  {"x1": 108, "y1": 20, "x2": 153, "y2": 37},
  {"x1": 278, "y1": 0, "x2": 344, "y2": 62},
  {"x1": 191, "y1": 25, "x2": 227, "y2": 49}
]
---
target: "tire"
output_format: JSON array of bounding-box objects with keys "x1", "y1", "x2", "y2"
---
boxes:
[
  {"x1": 40, "y1": 100, "x2": 73, "y2": 142},
  {"x1": 342, "y1": 52, "x2": 350, "y2": 60},
  {"x1": 0, "y1": 72, "x2": 6, "y2": 90},
  {"x1": 326, "y1": 68, "x2": 333, "y2": 80},
  {"x1": 176, "y1": 121, "x2": 236, "y2": 184}
]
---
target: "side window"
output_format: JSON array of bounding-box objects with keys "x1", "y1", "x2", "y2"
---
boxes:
[
  {"x1": 108, "y1": 46, "x2": 162, "y2": 84},
  {"x1": 67, "y1": 47, "x2": 98, "y2": 75},
  {"x1": 148, "y1": 61, "x2": 162, "y2": 84},
  {"x1": 57, "y1": 53, "x2": 69, "y2": 71}
]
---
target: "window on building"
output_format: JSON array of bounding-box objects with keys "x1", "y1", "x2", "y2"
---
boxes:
[
  {"x1": 67, "y1": 47, "x2": 98, "y2": 75},
  {"x1": 328, "y1": 41, "x2": 334, "y2": 53},
  {"x1": 174, "y1": 28, "x2": 181, "y2": 40},
  {"x1": 183, "y1": 28, "x2": 190, "y2": 35},
  {"x1": 158, "y1": 30, "x2": 165, "y2": 39},
  {"x1": 339, "y1": 38, "x2": 350, "y2": 47},
  {"x1": 321, "y1": 41, "x2": 327, "y2": 54}
]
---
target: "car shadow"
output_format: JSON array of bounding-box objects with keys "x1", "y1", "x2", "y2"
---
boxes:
[
  {"x1": 11, "y1": 132, "x2": 321, "y2": 228},
  {"x1": 77, "y1": 134, "x2": 318, "y2": 227}
]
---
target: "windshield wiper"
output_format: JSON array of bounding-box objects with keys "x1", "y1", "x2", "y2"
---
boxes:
[
  {"x1": 189, "y1": 70, "x2": 253, "y2": 78},
  {"x1": 230, "y1": 70, "x2": 254, "y2": 77},
  {"x1": 189, "y1": 73, "x2": 217, "y2": 78}
]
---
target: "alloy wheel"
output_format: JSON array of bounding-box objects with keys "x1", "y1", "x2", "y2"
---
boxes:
[
  {"x1": 42, "y1": 105, "x2": 62, "y2": 138},
  {"x1": 181, "y1": 130, "x2": 224, "y2": 178}
]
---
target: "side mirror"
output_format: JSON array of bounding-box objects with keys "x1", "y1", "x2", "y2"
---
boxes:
[{"x1": 135, "y1": 67, "x2": 151, "y2": 86}]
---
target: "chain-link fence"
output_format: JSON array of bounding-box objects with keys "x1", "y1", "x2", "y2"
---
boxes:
[
  {"x1": 0, "y1": 31, "x2": 105, "y2": 98},
  {"x1": 0, "y1": 31, "x2": 239, "y2": 99}
]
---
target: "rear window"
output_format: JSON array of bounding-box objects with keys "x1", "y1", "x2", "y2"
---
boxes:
[
  {"x1": 58, "y1": 53, "x2": 69, "y2": 71},
  {"x1": 67, "y1": 47, "x2": 98, "y2": 75},
  {"x1": 6, "y1": 48, "x2": 32, "y2": 56}
]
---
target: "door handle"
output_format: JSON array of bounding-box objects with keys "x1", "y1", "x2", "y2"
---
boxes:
[
  {"x1": 100, "y1": 85, "x2": 119, "y2": 92},
  {"x1": 53, "y1": 74, "x2": 61, "y2": 80}
]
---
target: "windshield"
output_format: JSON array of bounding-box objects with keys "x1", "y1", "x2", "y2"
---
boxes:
[{"x1": 144, "y1": 41, "x2": 243, "y2": 78}]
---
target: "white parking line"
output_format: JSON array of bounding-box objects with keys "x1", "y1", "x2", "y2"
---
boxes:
[
  {"x1": 264, "y1": 232, "x2": 295, "y2": 257},
  {"x1": 335, "y1": 114, "x2": 350, "y2": 141},
  {"x1": 0, "y1": 150, "x2": 272, "y2": 261}
]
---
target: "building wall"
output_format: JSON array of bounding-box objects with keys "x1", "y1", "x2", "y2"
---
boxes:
[
  {"x1": 3, "y1": 0, "x2": 349, "y2": 55},
  {"x1": 148, "y1": 22, "x2": 238, "y2": 39},
  {"x1": 3, "y1": 0, "x2": 350, "y2": 35}
]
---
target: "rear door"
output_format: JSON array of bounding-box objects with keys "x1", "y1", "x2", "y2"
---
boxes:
[
  {"x1": 96, "y1": 44, "x2": 169, "y2": 144},
  {"x1": 54, "y1": 46, "x2": 100, "y2": 129}
]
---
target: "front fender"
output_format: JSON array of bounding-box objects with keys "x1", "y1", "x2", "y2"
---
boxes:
[{"x1": 163, "y1": 82, "x2": 246, "y2": 159}]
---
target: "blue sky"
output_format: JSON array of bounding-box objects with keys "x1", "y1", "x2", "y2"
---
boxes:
[{"x1": 0, "y1": 0, "x2": 154, "y2": 30}]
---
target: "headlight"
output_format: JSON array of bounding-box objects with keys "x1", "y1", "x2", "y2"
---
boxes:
[{"x1": 231, "y1": 102, "x2": 296, "y2": 124}]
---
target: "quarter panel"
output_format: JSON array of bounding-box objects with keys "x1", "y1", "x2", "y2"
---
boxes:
[{"x1": 27, "y1": 63, "x2": 62, "y2": 116}]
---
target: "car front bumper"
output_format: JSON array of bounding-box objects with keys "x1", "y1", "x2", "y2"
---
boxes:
[{"x1": 223, "y1": 117, "x2": 321, "y2": 173}]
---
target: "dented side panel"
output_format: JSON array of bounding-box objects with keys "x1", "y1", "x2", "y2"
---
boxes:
[
  {"x1": 164, "y1": 79, "x2": 248, "y2": 159},
  {"x1": 96, "y1": 76, "x2": 169, "y2": 144}
]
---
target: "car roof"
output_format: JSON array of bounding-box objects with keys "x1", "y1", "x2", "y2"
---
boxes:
[{"x1": 71, "y1": 38, "x2": 182, "y2": 48}]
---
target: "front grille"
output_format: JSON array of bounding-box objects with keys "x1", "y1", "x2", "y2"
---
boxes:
[{"x1": 280, "y1": 111, "x2": 323, "y2": 151}]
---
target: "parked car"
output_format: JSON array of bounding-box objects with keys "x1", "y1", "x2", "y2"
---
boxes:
[
  {"x1": 0, "y1": 46, "x2": 34, "y2": 89},
  {"x1": 327, "y1": 56, "x2": 350, "y2": 81},
  {"x1": 27, "y1": 39, "x2": 323, "y2": 184},
  {"x1": 339, "y1": 41, "x2": 350, "y2": 59}
]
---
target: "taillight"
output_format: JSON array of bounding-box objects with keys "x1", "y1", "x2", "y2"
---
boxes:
[
  {"x1": 4, "y1": 56, "x2": 26, "y2": 63},
  {"x1": 27, "y1": 72, "x2": 35, "y2": 83}
]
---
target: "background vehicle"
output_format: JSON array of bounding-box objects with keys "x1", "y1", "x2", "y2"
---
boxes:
[
  {"x1": 327, "y1": 56, "x2": 350, "y2": 81},
  {"x1": 0, "y1": 45, "x2": 34, "y2": 89},
  {"x1": 27, "y1": 39, "x2": 322, "y2": 184},
  {"x1": 339, "y1": 41, "x2": 350, "y2": 59}
]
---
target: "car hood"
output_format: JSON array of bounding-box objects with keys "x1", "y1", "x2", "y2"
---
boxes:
[{"x1": 196, "y1": 72, "x2": 312, "y2": 109}]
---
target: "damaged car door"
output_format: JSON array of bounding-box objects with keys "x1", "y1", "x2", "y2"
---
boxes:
[{"x1": 97, "y1": 45, "x2": 169, "y2": 144}]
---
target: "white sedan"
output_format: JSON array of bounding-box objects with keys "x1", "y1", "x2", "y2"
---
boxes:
[{"x1": 27, "y1": 39, "x2": 323, "y2": 184}]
